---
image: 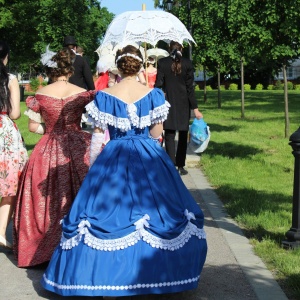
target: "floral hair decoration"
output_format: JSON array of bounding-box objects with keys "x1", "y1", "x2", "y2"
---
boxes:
[
  {"x1": 40, "y1": 45, "x2": 57, "y2": 68},
  {"x1": 116, "y1": 53, "x2": 143, "y2": 63}
]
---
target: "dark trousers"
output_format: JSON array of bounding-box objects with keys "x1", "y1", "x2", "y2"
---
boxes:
[{"x1": 164, "y1": 129, "x2": 188, "y2": 168}]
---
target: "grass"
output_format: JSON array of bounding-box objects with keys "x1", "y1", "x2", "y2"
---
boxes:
[
  {"x1": 16, "y1": 90, "x2": 300, "y2": 299},
  {"x1": 196, "y1": 90, "x2": 300, "y2": 299},
  {"x1": 15, "y1": 93, "x2": 41, "y2": 154}
]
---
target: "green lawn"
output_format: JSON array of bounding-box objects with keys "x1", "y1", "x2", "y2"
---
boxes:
[
  {"x1": 196, "y1": 90, "x2": 300, "y2": 299},
  {"x1": 15, "y1": 95, "x2": 41, "y2": 154},
  {"x1": 16, "y1": 90, "x2": 300, "y2": 299}
]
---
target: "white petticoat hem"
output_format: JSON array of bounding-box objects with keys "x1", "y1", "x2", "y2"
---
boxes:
[
  {"x1": 60, "y1": 211, "x2": 206, "y2": 251},
  {"x1": 43, "y1": 273, "x2": 200, "y2": 291}
]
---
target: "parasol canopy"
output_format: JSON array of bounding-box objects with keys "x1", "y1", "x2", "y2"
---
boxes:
[
  {"x1": 146, "y1": 48, "x2": 169, "y2": 61},
  {"x1": 99, "y1": 10, "x2": 195, "y2": 50},
  {"x1": 95, "y1": 42, "x2": 145, "y2": 60}
]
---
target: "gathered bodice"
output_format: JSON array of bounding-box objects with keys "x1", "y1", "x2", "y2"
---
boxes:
[
  {"x1": 85, "y1": 88, "x2": 170, "y2": 137},
  {"x1": 26, "y1": 91, "x2": 95, "y2": 134}
]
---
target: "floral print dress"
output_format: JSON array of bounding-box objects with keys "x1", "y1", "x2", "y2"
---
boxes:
[{"x1": 0, "y1": 74, "x2": 28, "y2": 197}]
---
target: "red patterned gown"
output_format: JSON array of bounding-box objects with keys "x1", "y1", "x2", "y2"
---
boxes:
[{"x1": 13, "y1": 90, "x2": 96, "y2": 267}]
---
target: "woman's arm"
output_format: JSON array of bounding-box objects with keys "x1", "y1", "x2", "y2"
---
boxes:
[
  {"x1": 138, "y1": 71, "x2": 146, "y2": 86},
  {"x1": 93, "y1": 127, "x2": 104, "y2": 134},
  {"x1": 8, "y1": 77, "x2": 21, "y2": 120},
  {"x1": 28, "y1": 119, "x2": 45, "y2": 134},
  {"x1": 150, "y1": 123, "x2": 163, "y2": 139},
  {"x1": 108, "y1": 72, "x2": 117, "y2": 87},
  {"x1": 90, "y1": 127, "x2": 106, "y2": 167}
]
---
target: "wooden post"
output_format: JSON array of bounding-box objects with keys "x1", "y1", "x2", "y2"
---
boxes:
[{"x1": 142, "y1": 4, "x2": 148, "y2": 86}]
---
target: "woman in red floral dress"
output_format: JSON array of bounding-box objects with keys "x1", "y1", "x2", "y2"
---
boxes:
[{"x1": 13, "y1": 47, "x2": 97, "y2": 267}]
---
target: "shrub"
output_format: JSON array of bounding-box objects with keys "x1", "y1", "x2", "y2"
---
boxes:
[
  {"x1": 194, "y1": 84, "x2": 200, "y2": 91},
  {"x1": 287, "y1": 81, "x2": 294, "y2": 90},
  {"x1": 267, "y1": 85, "x2": 274, "y2": 90},
  {"x1": 294, "y1": 84, "x2": 300, "y2": 90},
  {"x1": 220, "y1": 85, "x2": 226, "y2": 91},
  {"x1": 206, "y1": 85, "x2": 212, "y2": 91},
  {"x1": 29, "y1": 78, "x2": 40, "y2": 92},
  {"x1": 274, "y1": 80, "x2": 284, "y2": 90},
  {"x1": 228, "y1": 83, "x2": 238, "y2": 90},
  {"x1": 244, "y1": 84, "x2": 251, "y2": 91},
  {"x1": 255, "y1": 83, "x2": 263, "y2": 90}
]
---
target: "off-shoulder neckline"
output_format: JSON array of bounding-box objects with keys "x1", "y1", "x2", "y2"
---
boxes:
[
  {"x1": 101, "y1": 89, "x2": 155, "y2": 105},
  {"x1": 35, "y1": 90, "x2": 89, "y2": 100}
]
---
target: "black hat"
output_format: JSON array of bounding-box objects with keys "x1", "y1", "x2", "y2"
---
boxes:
[{"x1": 63, "y1": 36, "x2": 77, "y2": 46}]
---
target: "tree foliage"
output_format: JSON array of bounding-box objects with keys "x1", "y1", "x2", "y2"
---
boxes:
[
  {"x1": 0, "y1": 0, "x2": 14, "y2": 29},
  {"x1": 0, "y1": 0, "x2": 113, "y2": 74},
  {"x1": 154, "y1": 0, "x2": 300, "y2": 135}
]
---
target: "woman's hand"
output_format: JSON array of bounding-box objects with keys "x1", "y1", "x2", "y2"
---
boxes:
[{"x1": 194, "y1": 108, "x2": 203, "y2": 119}]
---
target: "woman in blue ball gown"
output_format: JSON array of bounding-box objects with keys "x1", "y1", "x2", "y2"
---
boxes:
[{"x1": 42, "y1": 45, "x2": 207, "y2": 298}]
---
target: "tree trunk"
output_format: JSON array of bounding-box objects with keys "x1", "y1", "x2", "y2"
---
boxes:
[
  {"x1": 204, "y1": 66, "x2": 207, "y2": 103},
  {"x1": 217, "y1": 65, "x2": 221, "y2": 108},
  {"x1": 283, "y1": 64, "x2": 289, "y2": 138},
  {"x1": 241, "y1": 56, "x2": 245, "y2": 118}
]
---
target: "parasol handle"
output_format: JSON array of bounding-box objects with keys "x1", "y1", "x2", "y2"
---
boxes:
[{"x1": 142, "y1": 4, "x2": 148, "y2": 86}]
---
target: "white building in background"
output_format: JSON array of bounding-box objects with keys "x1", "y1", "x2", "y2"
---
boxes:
[
  {"x1": 194, "y1": 70, "x2": 212, "y2": 81},
  {"x1": 275, "y1": 59, "x2": 300, "y2": 80}
]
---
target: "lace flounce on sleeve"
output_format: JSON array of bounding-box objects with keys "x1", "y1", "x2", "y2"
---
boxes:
[
  {"x1": 24, "y1": 96, "x2": 43, "y2": 122},
  {"x1": 127, "y1": 88, "x2": 170, "y2": 129},
  {"x1": 85, "y1": 92, "x2": 132, "y2": 131},
  {"x1": 85, "y1": 89, "x2": 170, "y2": 132},
  {"x1": 148, "y1": 88, "x2": 170, "y2": 124}
]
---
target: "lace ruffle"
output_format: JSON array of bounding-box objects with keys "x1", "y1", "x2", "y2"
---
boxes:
[
  {"x1": 43, "y1": 273, "x2": 200, "y2": 291},
  {"x1": 150, "y1": 100, "x2": 170, "y2": 124},
  {"x1": 86, "y1": 101, "x2": 130, "y2": 131},
  {"x1": 86, "y1": 101, "x2": 170, "y2": 132},
  {"x1": 24, "y1": 108, "x2": 43, "y2": 123},
  {"x1": 60, "y1": 211, "x2": 206, "y2": 251}
]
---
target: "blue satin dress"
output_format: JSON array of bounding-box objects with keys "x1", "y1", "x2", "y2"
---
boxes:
[{"x1": 42, "y1": 88, "x2": 207, "y2": 297}]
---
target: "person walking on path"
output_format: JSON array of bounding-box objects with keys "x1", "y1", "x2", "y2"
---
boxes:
[
  {"x1": 13, "y1": 47, "x2": 96, "y2": 268},
  {"x1": 41, "y1": 45, "x2": 207, "y2": 298},
  {"x1": 155, "y1": 41, "x2": 202, "y2": 176},
  {"x1": 0, "y1": 41, "x2": 28, "y2": 249},
  {"x1": 63, "y1": 36, "x2": 95, "y2": 128},
  {"x1": 63, "y1": 36, "x2": 95, "y2": 90}
]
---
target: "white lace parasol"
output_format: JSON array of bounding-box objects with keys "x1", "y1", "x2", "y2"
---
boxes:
[
  {"x1": 146, "y1": 48, "x2": 169, "y2": 60},
  {"x1": 99, "y1": 10, "x2": 195, "y2": 50}
]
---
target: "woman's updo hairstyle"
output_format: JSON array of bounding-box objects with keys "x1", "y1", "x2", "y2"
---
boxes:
[
  {"x1": 169, "y1": 41, "x2": 182, "y2": 75},
  {"x1": 116, "y1": 45, "x2": 143, "y2": 76},
  {"x1": 47, "y1": 48, "x2": 74, "y2": 80}
]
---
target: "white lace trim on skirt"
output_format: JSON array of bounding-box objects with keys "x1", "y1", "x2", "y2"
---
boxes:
[
  {"x1": 43, "y1": 273, "x2": 200, "y2": 291},
  {"x1": 60, "y1": 210, "x2": 206, "y2": 251}
]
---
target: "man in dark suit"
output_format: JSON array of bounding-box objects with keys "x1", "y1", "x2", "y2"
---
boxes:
[
  {"x1": 63, "y1": 36, "x2": 95, "y2": 90},
  {"x1": 155, "y1": 41, "x2": 203, "y2": 175}
]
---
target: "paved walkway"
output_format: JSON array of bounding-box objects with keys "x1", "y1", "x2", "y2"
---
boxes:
[{"x1": 0, "y1": 145, "x2": 289, "y2": 300}]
